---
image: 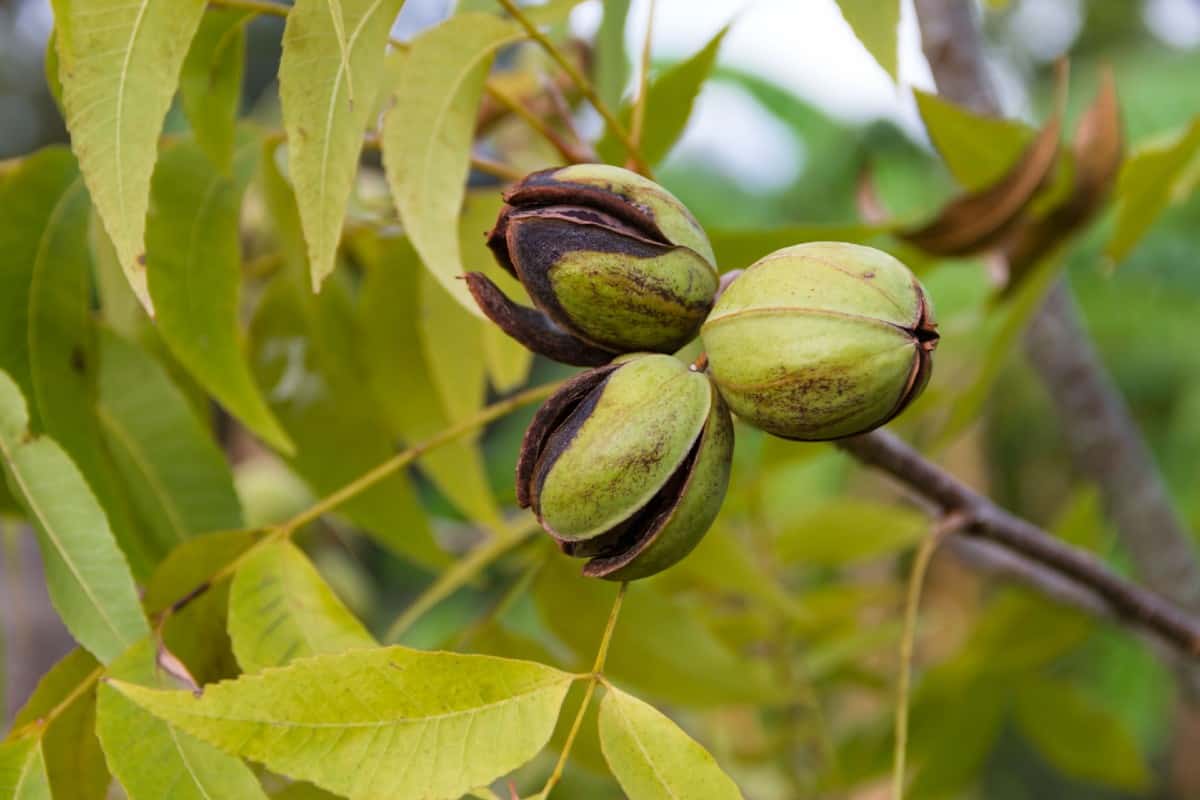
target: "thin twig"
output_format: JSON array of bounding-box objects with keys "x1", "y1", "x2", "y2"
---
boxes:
[
  {"x1": 469, "y1": 155, "x2": 526, "y2": 183},
  {"x1": 627, "y1": 0, "x2": 657, "y2": 167},
  {"x1": 539, "y1": 582, "x2": 628, "y2": 798},
  {"x1": 837, "y1": 429, "x2": 1200, "y2": 657},
  {"x1": 495, "y1": 0, "x2": 651, "y2": 176},
  {"x1": 540, "y1": 72, "x2": 595, "y2": 160},
  {"x1": 484, "y1": 83, "x2": 589, "y2": 164},
  {"x1": 892, "y1": 513, "x2": 964, "y2": 800}
]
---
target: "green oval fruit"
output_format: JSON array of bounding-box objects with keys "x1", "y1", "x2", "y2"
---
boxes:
[
  {"x1": 466, "y1": 164, "x2": 718, "y2": 366},
  {"x1": 701, "y1": 242, "x2": 939, "y2": 440},
  {"x1": 518, "y1": 353, "x2": 733, "y2": 580}
]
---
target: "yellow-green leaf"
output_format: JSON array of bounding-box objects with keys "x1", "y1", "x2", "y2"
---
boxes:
[
  {"x1": 97, "y1": 639, "x2": 268, "y2": 800},
  {"x1": 50, "y1": 0, "x2": 208, "y2": 313},
  {"x1": 146, "y1": 137, "x2": 293, "y2": 454},
  {"x1": 280, "y1": 0, "x2": 405, "y2": 290},
  {"x1": 111, "y1": 647, "x2": 574, "y2": 799},
  {"x1": 599, "y1": 686, "x2": 743, "y2": 800},
  {"x1": 180, "y1": 9, "x2": 250, "y2": 169},
  {"x1": 9, "y1": 649, "x2": 109, "y2": 800},
  {"x1": 0, "y1": 370, "x2": 149, "y2": 663},
  {"x1": 97, "y1": 329, "x2": 243, "y2": 565},
  {"x1": 228, "y1": 540, "x2": 374, "y2": 673},
  {"x1": 914, "y1": 89, "x2": 1033, "y2": 190},
  {"x1": 1107, "y1": 117, "x2": 1200, "y2": 265},
  {"x1": 835, "y1": 0, "x2": 900, "y2": 81},
  {"x1": 382, "y1": 13, "x2": 522, "y2": 316},
  {"x1": 0, "y1": 738, "x2": 51, "y2": 800},
  {"x1": 355, "y1": 230, "x2": 501, "y2": 527}
]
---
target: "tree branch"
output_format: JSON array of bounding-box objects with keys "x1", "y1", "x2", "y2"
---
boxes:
[
  {"x1": 838, "y1": 430, "x2": 1200, "y2": 657},
  {"x1": 913, "y1": 0, "x2": 1200, "y2": 691}
]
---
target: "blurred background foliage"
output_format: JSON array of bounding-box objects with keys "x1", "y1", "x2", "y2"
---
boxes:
[{"x1": 2, "y1": 0, "x2": 1200, "y2": 797}]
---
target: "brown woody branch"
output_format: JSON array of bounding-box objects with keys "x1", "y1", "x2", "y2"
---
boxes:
[
  {"x1": 914, "y1": 0, "x2": 1200, "y2": 695},
  {"x1": 838, "y1": 429, "x2": 1200, "y2": 657}
]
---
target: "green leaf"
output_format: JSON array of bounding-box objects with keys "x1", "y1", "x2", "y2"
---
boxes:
[
  {"x1": 90, "y1": 209, "x2": 147, "y2": 339},
  {"x1": 111, "y1": 647, "x2": 575, "y2": 799},
  {"x1": 599, "y1": 686, "x2": 743, "y2": 800},
  {"x1": 595, "y1": 0, "x2": 632, "y2": 112},
  {"x1": 535, "y1": 558, "x2": 781, "y2": 707},
  {"x1": 11, "y1": 649, "x2": 100, "y2": 729},
  {"x1": 0, "y1": 370, "x2": 149, "y2": 663},
  {"x1": 228, "y1": 540, "x2": 375, "y2": 673},
  {"x1": 249, "y1": 266, "x2": 446, "y2": 569},
  {"x1": 382, "y1": 13, "x2": 522, "y2": 316},
  {"x1": 10, "y1": 649, "x2": 109, "y2": 800},
  {"x1": 280, "y1": 0, "x2": 405, "y2": 290},
  {"x1": 835, "y1": 0, "x2": 900, "y2": 81},
  {"x1": 97, "y1": 639, "x2": 268, "y2": 800},
  {"x1": 146, "y1": 137, "x2": 293, "y2": 454},
  {"x1": 420, "y1": 270, "x2": 488, "y2": 423},
  {"x1": 641, "y1": 26, "x2": 728, "y2": 165},
  {"x1": 907, "y1": 670, "x2": 1008, "y2": 798},
  {"x1": 597, "y1": 26, "x2": 730, "y2": 166},
  {"x1": 0, "y1": 147, "x2": 146, "y2": 575},
  {"x1": 355, "y1": 230, "x2": 501, "y2": 526},
  {"x1": 144, "y1": 529, "x2": 262, "y2": 684},
  {"x1": 50, "y1": 0, "x2": 207, "y2": 312},
  {"x1": 462, "y1": 193, "x2": 533, "y2": 392},
  {"x1": 0, "y1": 738, "x2": 51, "y2": 800},
  {"x1": 1014, "y1": 677, "x2": 1150, "y2": 791},
  {"x1": 143, "y1": 530, "x2": 261, "y2": 614},
  {"x1": 180, "y1": 9, "x2": 250, "y2": 169},
  {"x1": 914, "y1": 90, "x2": 1032, "y2": 190},
  {"x1": 774, "y1": 501, "x2": 927, "y2": 566},
  {"x1": 97, "y1": 330, "x2": 242, "y2": 566},
  {"x1": 1107, "y1": 117, "x2": 1200, "y2": 264}
]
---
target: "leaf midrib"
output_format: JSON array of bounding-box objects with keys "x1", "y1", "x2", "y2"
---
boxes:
[
  {"x1": 157, "y1": 674, "x2": 570, "y2": 730},
  {"x1": 315, "y1": 0, "x2": 386, "y2": 271},
  {"x1": 115, "y1": 0, "x2": 154, "y2": 230},
  {"x1": 0, "y1": 435, "x2": 133, "y2": 650},
  {"x1": 611, "y1": 695, "x2": 680, "y2": 799}
]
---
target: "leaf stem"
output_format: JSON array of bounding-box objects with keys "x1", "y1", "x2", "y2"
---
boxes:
[
  {"x1": 7, "y1": 664, "x2": 105, "y2": 741},
  {"x1": 539, "y1": 581, "x2": 628, "y2": 798},
  {"x1": 494, "y1": 0, "x2": 651, "y2": 176},
  {"x1": 892, "y1": 516, "x2": 960, "y2": 800}
]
